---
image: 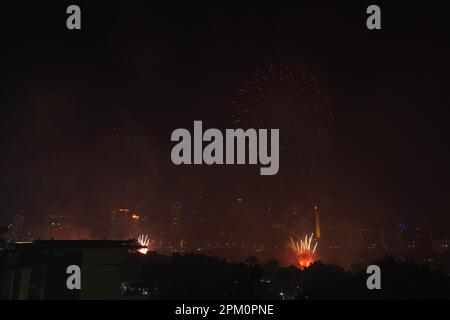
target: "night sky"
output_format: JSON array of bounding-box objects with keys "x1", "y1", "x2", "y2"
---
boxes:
[{"x1": 0, "y1": 1, "x2": 449, "y2": 236}]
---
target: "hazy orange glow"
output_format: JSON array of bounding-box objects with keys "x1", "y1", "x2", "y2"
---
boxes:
[{"x1": 297, "y1": 252, "x2": 315, "y2": 268}]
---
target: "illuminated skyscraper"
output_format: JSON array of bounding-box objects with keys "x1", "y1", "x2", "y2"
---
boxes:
[
  {"x1": 314, "y1": 205, "x2": 321, "y2": 240},
  {"x1": 109, "y1": 208, "x2": 141, "y2": 240},
  {"x1": 10, "y1": 211, "x2": 25, "y2": 241},
  {"x1": 170, "y1": 202, "x2": 183, "y2": 244},
  {"x1": 43, "y1": 212, "x2": 69, "y2": 239}
]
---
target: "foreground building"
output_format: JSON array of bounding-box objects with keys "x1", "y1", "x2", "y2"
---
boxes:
[{"x1": 0, "y1": 240, "x2": 145, "y2": 300}]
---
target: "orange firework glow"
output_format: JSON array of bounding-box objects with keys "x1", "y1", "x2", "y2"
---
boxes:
[
  {"x1": 137, "y1": 234, "x2": 151, "y2": 254},
  {"x1": 290, "y1": 233, "x2": 318, "y2": 269}
]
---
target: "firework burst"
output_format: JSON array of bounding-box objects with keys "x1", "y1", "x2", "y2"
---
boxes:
[
  {"x1": 231, "y1": 63, "x2": 335, "y2": 210},
  {"x1": 137, "y1": 234, "x2": 151, "y2": 255},
  {"x1": 290, "y1": 233, "x2": 318, "y2": 269},
  {"x1": 231, "y1": 63, "x2": 333, "y2": 139}
]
